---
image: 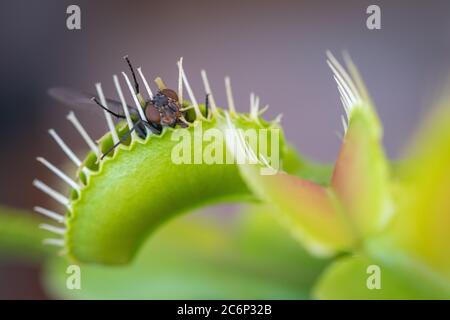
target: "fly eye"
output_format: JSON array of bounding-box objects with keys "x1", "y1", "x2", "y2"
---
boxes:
[
  {"x1": 145, "y1": 104, "x2": 161, "y2": 123},
  {"x1": 161, "y1": 89, "x2": 179, "y2": 101}
]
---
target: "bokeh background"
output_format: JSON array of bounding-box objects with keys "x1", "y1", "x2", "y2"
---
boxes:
[{"x1": 1, "y1": 0, "x2": 450, "y2": 299}]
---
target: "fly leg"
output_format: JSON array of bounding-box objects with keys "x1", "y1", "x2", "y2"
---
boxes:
[
  {"x1": 101, "y1": 119, "x2": 144, "y2": 159},
  {"x1": 91, "y1": 97, "x2": 126, "y2": 119}
]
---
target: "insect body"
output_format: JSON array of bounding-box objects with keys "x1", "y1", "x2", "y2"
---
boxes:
[
  {"x1": 49, "y1": 56, "x2": 204, "y2": 159},
  {"x1": 145, "y1": 87, "x2": 188, "y2": 129},
  {"x1": 93, "y1": 57, "x2": 189, "y2": 134}
]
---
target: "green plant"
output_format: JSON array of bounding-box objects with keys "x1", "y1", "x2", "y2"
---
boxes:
[
  {"x1": 1, "y1": 53, "x2": 449, "y2": 299},
  {"x1": 226, "y1": 52, "x2": 450, "y2": 299}
]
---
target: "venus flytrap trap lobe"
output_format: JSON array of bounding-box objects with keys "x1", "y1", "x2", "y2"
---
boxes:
[
  {"x1": 225, "y1": 52, "x2": 392, "y2": 256},
  {"x1": 34, "y1": 57, "x2": 284, "y2": 264},
  {"x1": 312, "y1": 55, "x2": 450, "y2": 299},
  {"x1": 327, "y1": 51, "x2": 392, "y2": 237}
]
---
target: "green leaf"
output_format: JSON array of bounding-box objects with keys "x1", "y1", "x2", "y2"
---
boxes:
[
  {"x1": 0, "y1": 206, "x2": 54, "y2": 261},
  {"x1": 331, "y1": 108, "x2": 392, "y2": 237},
  {"x1": 313, "y1": 252, "x2": 450, "y2": 299},
  {"x1": 43, "y1": 208, "x2": 329, "y2": 299},
  {"x1": 235, "y1": 169, "x2": 355, "y2": 256},
  {"x1": 386, "y1": 103, "x2": 450, "y2": 279},
  {"x1": 218, "y1": 107, "x2": 356, "y2": 256}
]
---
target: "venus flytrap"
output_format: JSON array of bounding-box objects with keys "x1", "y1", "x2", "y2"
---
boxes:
[
  {"x1": 326, "y1": 52, "x2": 392, "y2": 238},
  {"x1": 33, "y1": 58, "x2": 288, "y2": 265},
  {"x1": 222, "y1": 112, "x2": 354, "y2": 255},
  {"x1": 224, "y1": 52, "x2": 450, "y2": 299},
  {"x1": 0, "y1": 48, "x2": 448, "y2": 300},
  {"x1": 223, "y1": 52, "x2": 392, "y2": 256},
  {"x1": 313, "y1": 61, "x2": 450, "y2": 299}
]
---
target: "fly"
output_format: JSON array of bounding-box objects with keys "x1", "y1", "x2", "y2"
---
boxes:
[{"x1": 49, "y1": 56, "x2": 209, "y2": 159}]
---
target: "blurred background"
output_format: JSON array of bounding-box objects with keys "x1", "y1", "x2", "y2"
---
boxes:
[{"x1": 1, "y1": 0, "x2": 450, "y2": 299}]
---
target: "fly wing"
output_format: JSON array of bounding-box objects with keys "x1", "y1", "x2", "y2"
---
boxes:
[{"x1": 48, "y1": 87, "x2": 138, "y2": 116}]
